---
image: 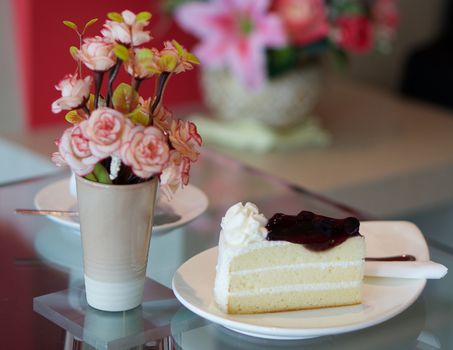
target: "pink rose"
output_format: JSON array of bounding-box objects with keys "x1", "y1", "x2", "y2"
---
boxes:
[
  {"x1": 272, "y1": 0, "x2": 329, "y2": 46},
  {"x1": 58, "y1": 124, "x2": 99, "y2": 176},
  {"x1": 120, "y1": 125, "x2": 170, "y2": 179},
  {"x1": 169, "y1": 120, "x2": 202, "y2": 162},
  {"x1": 80, "y1": 107, "x2": 128, "y2": 158},
  {"x1": 78, "y1": 36, "x2": 116, "y2": 72},
  {"x1": 160, "y1": 151, "x2": 190, "y2": 199},
  {"x1": 51, "y1": 74, "x2": 92, "y2": 113},
  {"x1": 101, "y1": 10, "x2": 151, "y2": 47},
  {"x1": 334, "y1": 16, "x2": 373, "y2": 54}
]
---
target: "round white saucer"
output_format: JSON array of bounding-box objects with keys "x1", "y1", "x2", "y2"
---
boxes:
[{"x1": 34, "y1": 178, "x2": 208, "y2": 234}]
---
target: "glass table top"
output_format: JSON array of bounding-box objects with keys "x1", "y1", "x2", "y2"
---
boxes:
[{"x1": 1, "y1": 149, "x2": 452, "y2": 349}]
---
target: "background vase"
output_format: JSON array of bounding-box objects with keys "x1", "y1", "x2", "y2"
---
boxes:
[
  {"x1": 201, "y1": 65, "x2": 322, "y2": 128},
  {"x1": 76, "y1": 176, "x2": 158, "y2": 312}
]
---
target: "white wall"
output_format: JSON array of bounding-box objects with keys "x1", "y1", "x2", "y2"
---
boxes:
[{"x1": 0, "y1": 0, "x2": 24, "y2": 134}]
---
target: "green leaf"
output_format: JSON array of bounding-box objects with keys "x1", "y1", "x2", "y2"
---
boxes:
[
  {"x1": 63, "y1": 20, "x2": 78, "y2": 30},
  {"x1": 126, "y1": 108, "x2": 149, "y2": 126},
  {"x1": 171, "y1": 40, "x2": 200, "y2": 64},
  {"x1": 84, "y1": 18, "x2": 98, "y2": 30},
  {"x1": 84, "y1": 172, "x2": 97, "y2": 182},
  {"x1": 113, "y1": 44, "x2": 129, "y2": 61},
  {"x1": 64, "y1": 110, "x2": 85, "y2": 124},
  {"x1": 112, "y1": 83, "x2": 139, "y2": 113},
  {"x1": 86, "y1": 93, "x2": 96, "y2": 111},
  {"x1": 93, "y1": 163, "x2": 112, "y2": 184},
  {"x1": 267, "y1": 46, "x2": 298, "y2": 78},
  {"x1": 69, "y1": 46, "x2": 79, "y2": 60},
  {"x1": 172, "y1": 40, "x2": 184, "y2": 55},
  {"x1": 159, "y1": 55, "x2": 177, "y2": 72},
  {"x1": 135, "y1": 48, "x2": 158, "y2": 74},
  {"x1": 136, "y1": 48, "x2": 153, "y2": 61},
  {"x1": 136, "y1": 11, "x2": 152, "y2": 23},
  {"x1": 186, "y1": 53, "x2": 200, "y2": 64},
  {"x1": 146, "y1": 66, "x2": 161, "y2": 75},
  {"x1": 336, "y1": 2, "x2": 365, "y2": 15},
  {"x1": 331, "y1": 47, "x2": 349, "y2": 70},
  {"x1": 107, "y1": 12, "x2": 123, "y2": 22},
  {"x1": 162, "y1": 0, "x2": 188, "y2": 13}
]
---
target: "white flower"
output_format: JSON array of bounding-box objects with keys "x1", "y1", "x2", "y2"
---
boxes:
[
  {"x1": 77, "y1": 36, "x2": 116, "y2": 72},
  {"x1": 51, "y1": 74, "x2": 92, "y2": 113},
  {"x1": 101, "y1": 10, "x2": 151, "y2": 47}
]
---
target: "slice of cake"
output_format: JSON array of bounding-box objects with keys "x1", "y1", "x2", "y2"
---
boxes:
[{"x1": 214, "y1": 202, "x2": 365, "y2": 314}]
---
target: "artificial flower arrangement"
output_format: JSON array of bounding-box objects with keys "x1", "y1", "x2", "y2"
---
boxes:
[
  {"x1": 51, "y1": 9, "x2": 202, "y2": 198},
  {"x1": 173, "y1": 0, "x2": 398, "y2": 89}
]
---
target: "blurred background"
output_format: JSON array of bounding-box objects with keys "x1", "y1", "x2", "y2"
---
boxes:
[
  {"x1": 1, "y1": 0, "x2": 453, "y2": 235},
  {"x1": 0, "y1": 0, "x2": 449, "y2": 131}
]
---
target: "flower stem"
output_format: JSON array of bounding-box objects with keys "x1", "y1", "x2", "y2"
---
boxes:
[
  {"x1": 82, "y1": 105, "x2": 90, "y2": 116},
  {"x1": 106, "y1": 59, "x2": 122, "y2": 107},
  {"x1": 94, "y1": 71, "x2": 105, "y2": 109},
  {"x1": 132, "y1": 78, "x2": 142, "y2": 93},
  {"x1": 150, "y1": 72, "x2": 171, "y2": 117},
  {"x1": 78, "y1": 33, "x2": 83, "y2": 78}
]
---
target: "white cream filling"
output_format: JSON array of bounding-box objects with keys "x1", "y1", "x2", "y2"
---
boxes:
[
  {"x1": 230, "y1": 281, "x2": 361, "y2": 297},
  {"x1": 231, "y1": 261, "x2": 363, "y2": 276}
]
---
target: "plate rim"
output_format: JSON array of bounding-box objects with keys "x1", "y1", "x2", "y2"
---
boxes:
[
  {"x1": 34, "y1": 178, "x2": 209, "y2": 234},
  {"x1": 172, "y1": 221, "x2": 428, "y2": 339}
]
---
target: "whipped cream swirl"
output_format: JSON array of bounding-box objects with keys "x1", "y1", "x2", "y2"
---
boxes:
[{"x1": 220, "y1": 202, "x2": 268, "y2": 246}]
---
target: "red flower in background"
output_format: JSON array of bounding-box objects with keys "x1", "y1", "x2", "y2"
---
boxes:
[
  {"x1": 373, "y1": 0, "x2": 399, "y2": 30},
  {"x1": 372, "y1": 0, "x2": 399, "y2": 47},
  {"x1": 272, "y1": 0, "x2": 329, "y2": 46},
  {"x1": 334, "y1": 16, "x2": 372, "y2": 54}
]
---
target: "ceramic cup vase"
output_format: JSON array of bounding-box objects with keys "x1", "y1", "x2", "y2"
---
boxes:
[{"x1": 76, "y1": 176, "x2": 158, "y2": 312}]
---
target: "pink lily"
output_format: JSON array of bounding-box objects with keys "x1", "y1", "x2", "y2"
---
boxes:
[{"x1": 176, "y1": 0, "x2": 286, "y2": 89}]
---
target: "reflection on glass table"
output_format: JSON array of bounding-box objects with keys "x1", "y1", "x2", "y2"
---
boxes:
[
  {"x1": 33, "y1": 279, "x2": 179, "y2": 350},
  {"x1": 1, "y1": 150, "x2": 452, "y2": 349}
]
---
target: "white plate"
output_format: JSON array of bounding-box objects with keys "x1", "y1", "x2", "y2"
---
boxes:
[
  {"x1": 34, "y1": 178, "x2": 209, "y2": 234},
  {"x1": 172, "y1": 221, "x2": 429, "y2": 339}
]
